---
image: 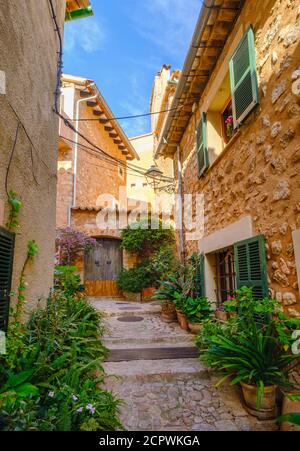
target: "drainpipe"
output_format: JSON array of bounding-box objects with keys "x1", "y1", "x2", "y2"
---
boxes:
[
  {"x1": 177, "y1": 145, "x2": 185, "y2": 263},
  {"x1": 69, "y1": 89, "x2": 97, "y2": 226}
]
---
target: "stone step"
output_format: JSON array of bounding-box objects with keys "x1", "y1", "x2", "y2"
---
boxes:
[
  {"x1": 91, "y1": 300, "x2": 161, "y2": 317},
  {"x1": 106, "y1": 347, "x2": 199, "y2": 362},
  {"x1": 104, "y1": 339, "x2": 195, "y2": 349},
  {"x1": 103, "y1": 358, "x2": 209, "y2": 383}
]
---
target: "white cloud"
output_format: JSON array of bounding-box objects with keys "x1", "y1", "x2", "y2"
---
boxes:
[
  {"x1": 129, "y1": 0, "x2": 202, "y2": 58},
  {"x1": 64, "y1": 19, "x2": 106, "y2": 54}
]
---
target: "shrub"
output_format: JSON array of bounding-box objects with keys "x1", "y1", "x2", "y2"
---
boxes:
[
  {"x1": 0, "y1": 293, "x2": 122, "y2": 431},
  {"x1": 201, "y1": 320, "x2": 299, "y2": 408},
  {"x1": 183, "y1": 297, "x2": 213, "y2": 323},
  {"x1": 54, "y1": 266, "x2": 85, "y2": 296},
  {"x1": 117, "y1": 263, "x2": 154, "y2": 293},
  {"x1": 56, "y1": 228, "x2": 97, "y2": 265},
  {"x1": 121, "y1": 219, "x2": 175, "y2": 257}
]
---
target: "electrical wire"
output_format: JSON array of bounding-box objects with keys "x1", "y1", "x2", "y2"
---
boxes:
[
  {"x1": 69, "y1": 105, "x2": 183, "y2": 122},
  {"x1": 5, "y1": 122, "x2": 21, "y2": 197},
  {"x1": 48, "y1": 0, "x2": 193, "y2": 183},
  {"x1": 59, "y1": 135, "x2": 174, "y2": 182}
]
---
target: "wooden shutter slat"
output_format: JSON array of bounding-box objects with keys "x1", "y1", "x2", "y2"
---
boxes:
[
  {"x1": 0, "y1": 227, "x2": 15, "y2": 332},
  {"x1": 229, "y1": 27, "x2": 259, "y2": 128},
  {"x1": 234, "y1": 235, "x2": 268, "y2": 300},
  {"x1": 196, "y1": 112, "x2": 209, "y2": 177},
  {"x1": 195, "y1": 253, "x2": 205, "y2": 297}
]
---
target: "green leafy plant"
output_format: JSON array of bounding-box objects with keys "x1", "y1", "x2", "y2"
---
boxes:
[
  {"x1": 14, "y1": 240, "x2": 39, "y2": 324},
  {"x1": 54, "y1": 266, "x2": 85, "y2": 296},
  {"x1": 6, "y1": 191, "x2": 23, "y2": 231},
  {"x1": 183, "y1": 297, "x2": 213, "y2": 323},
  {"x1": 201, "y1": 320, "x2": 299, "y2": 408},
  {"x1": 278, "y1": 394, "x2": 300, "y2": 426},
  {"x1": 0, "y1": 291, "x2": 122, "y2": 431},
  {"x1": 121, "y1": 219, "x2": 175, "y2": 257},
  {"x1": 117, "y1": 262, "x2": 154, "y2": 293}
]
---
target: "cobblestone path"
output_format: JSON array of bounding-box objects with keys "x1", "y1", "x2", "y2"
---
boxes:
[{"x1": 91, "y1": 298, "x2": 278, "y2": 431}]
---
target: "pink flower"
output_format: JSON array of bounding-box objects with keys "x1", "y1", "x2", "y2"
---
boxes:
[{"x1": 225, "y1": 115, "x2": 233, "y2": 124}]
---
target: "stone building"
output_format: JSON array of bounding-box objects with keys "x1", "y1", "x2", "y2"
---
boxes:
[
  {"x1": 0, "y1": 0, "x2": 93, "y2": 329},
  {"x1": 154, "y1": 0, "x2": 300, "y2": 316},
  {"x1": 57, "y1": 74, "x2": 139, "y2": 297}
]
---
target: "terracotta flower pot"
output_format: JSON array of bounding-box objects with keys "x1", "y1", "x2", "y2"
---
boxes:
[
  {"x1": 188, "y1": 322, "x2": 202, "y2": 334},
  {"x1": 161, "y1": 301, "x2": 176, "y2": 323},
  {"x1": 281, "y1": 395, "x2": 300, "y2": 431},
  {"x1": 176, "y1": 309, "x2": 189, "y2": 331},
  {"x1": 161, "y1": 311, "x2": 177, "y2": 323},
  {"x1": 142, "y1": 287, "x2": 157, "y2": 302},
  {"x1": 240, "y1": 381, "x2": 278, "y2": 419},
  {"x1": 215, "y1": 310, "x2": 228, "y2": 321}
]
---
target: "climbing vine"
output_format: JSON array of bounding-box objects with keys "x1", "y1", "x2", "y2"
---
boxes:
[
  {"x1": 6, "y1": 191, "x2": 23, "y2": 231},
  {"x1": 14, "y1": 240, "x2": 39, "y2": 325}
]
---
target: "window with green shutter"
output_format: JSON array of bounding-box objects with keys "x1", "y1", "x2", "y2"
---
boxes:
[
  {"x1": 234, "y1": 235, "x2": 268, "y2": 300},
  {"x1": 195, "y1": 253, "x2": 205, "y2": 297},
  {"x1": 229, "y1": 27, "x2": 259, "y2": 129},
  {"x1": 196, "y1": 112, "x2": 209, "y2": 177},
  {"x1": 0, "y1": 227, "x2": 15, "y2": 332}
]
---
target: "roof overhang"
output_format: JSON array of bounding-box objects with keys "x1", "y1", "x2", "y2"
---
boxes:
[
  {"x1": 62, "y1": 74, "x2": 139, "y2": 161},
  {"x1": 65, "y1": 1, "x2": 93, "y2": 22},
  {"x1": 155, "y1": 0, "x2": 245, "y2": 158}
]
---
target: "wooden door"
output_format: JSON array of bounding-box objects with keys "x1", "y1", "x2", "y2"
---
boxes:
[{"x1": 84, "y1": 238, "x2": 123, "y2": 297}]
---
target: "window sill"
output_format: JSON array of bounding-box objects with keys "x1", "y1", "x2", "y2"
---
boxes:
[{"x1": 204, "y1": 131, "x2": 241, "y2": 177}]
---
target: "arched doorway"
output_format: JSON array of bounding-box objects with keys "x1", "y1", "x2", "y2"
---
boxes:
[{"x1": 84, "y1": 237, "x2": 123, "y2": 297}]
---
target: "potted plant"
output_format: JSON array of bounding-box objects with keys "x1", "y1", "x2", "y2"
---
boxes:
[
  {"x1": 224, "y1": 297, "x2": 238, "y2": 318},
  {"x1": 215, "y1": 305, "x2": 228, "y2": 321},
  {"x1": 201, "y1": 320, "x2": 299, "y2": 419},
  {"x1": 184, "y1": 296, "x2": 213, "y2": 334},
  {"x1": 279, "y1": 393, "x2": 300, "y2": 431},
  {"x1": 225, "y1": 115, "x2": 234, "y2": 139},
  {"x1": 173, "y1": 292, "x2": 189, "y2": 331},
  {"x1": 153, "y1": 280, "x2": 178, "y2": 323}
]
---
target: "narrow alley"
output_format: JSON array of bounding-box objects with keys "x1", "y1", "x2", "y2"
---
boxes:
[{"x1": 92, "y1": 298, "x2": 278, "y2": 432}]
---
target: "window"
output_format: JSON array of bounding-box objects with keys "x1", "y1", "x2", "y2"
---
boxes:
[
  {"x1": 215, "y1": 248, "x2": 236, "y2": 306},
  {"x1": 131, "y1": 183, "x2": 136, "y2": 188},
  {"x1": 143, "y1": 183, "x2": 148, "y2": 187},
  {"x1": 0, "y1": 227, "x2": 15, "y2": 332},
  {"x1": 229, "y1": 27, "x2": 259, "y2": 129},
  {"x1": 196, "y1": 27, "x2": 259, "y2": 175},
  {"x1": 234, "y1": 235, "x2": 268, "y2": 300}
]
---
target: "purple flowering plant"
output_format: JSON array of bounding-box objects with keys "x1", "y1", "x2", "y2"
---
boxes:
[{"x1": 56, "y1": 227, "x2": 97, "y2": 265}]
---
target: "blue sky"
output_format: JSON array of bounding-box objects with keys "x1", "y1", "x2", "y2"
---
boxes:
[{"x1": 63, "y1": 0, "x2": 202, "y2": 137}]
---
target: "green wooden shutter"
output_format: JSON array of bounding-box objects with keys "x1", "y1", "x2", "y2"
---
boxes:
[
  {"x1": 0, "y1": 227, "x2": 15, "y2": 332},
  {"x1": 229, "y1": 27, "x2": 259, "y2": 128},
  {"x1": 195, "y1": 253, "x2": 205, "y2": 297},
  {"x1": 196, "y1": 112, "x2": 209, "y2": 177},
  {"x1": 234, "y1": 235, "x2": 268, "y2": 300}
]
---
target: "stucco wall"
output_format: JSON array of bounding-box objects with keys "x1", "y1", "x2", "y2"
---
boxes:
[
  {"x1": 0, "y1": 0, "x2": 66, "y2": 311},
  {"x1": 177, "y1": 0, "x2": 300, "y2": 314}
]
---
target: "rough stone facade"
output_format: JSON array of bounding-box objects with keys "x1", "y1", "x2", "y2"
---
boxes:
[
  {"x1": 0, "y1": 0, "x2": 66, "y2": 310},
  {"x1": 168, "y1": 0, "x2": 300, "y2": 314}
]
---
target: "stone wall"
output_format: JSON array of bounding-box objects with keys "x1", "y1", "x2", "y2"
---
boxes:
[
  {"x1": 178, "y1": 0, "x2": 300, "y2": 315},
  {"x1": 0, "y1": 0, "x2": 66, "y2": 310}
]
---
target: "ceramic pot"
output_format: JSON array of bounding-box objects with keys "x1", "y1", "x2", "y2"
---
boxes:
[
  {"x1": 240, "y1": 381, "x2": 278, "y2": 419},
  {"x1": 176, "y1": 309, "x2": 189, "y2": 331}
]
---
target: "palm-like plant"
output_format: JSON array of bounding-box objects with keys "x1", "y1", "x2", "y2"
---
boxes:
[{"x1": 202, "y1": 321, "x2": 299, "y2": 407}]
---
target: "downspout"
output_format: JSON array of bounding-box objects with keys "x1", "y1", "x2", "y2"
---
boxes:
[
  {"x1": 177, "y1": 145, "x2": 185, "y2": 263},
  {"x1": 69, "y1": 89, "x2": 97, "y2": 226}
]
